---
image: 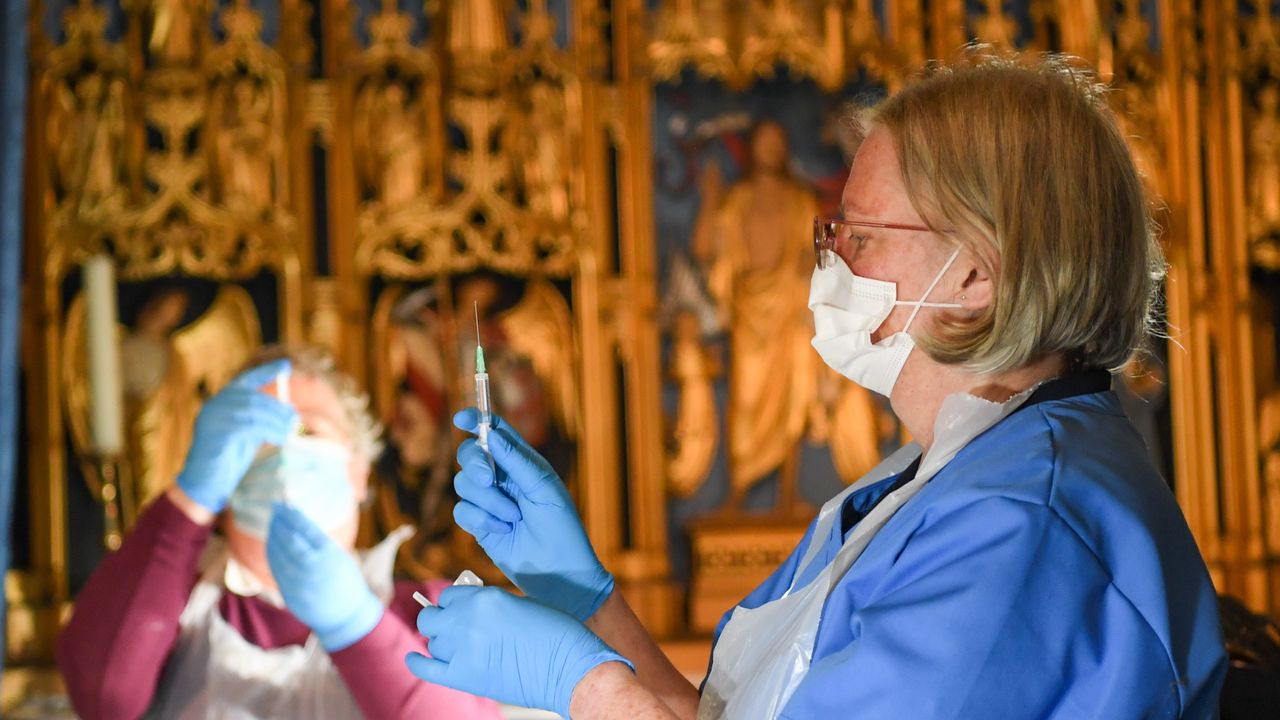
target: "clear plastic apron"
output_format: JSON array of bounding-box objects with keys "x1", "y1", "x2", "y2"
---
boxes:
[
  {"x1": 147, "y1": 526, "x2": 414, "y2": 719},
  {"x1": 698, "y1": 388, "x2": 1037, "y2": 720}
]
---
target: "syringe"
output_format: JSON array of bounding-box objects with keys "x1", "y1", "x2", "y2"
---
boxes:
[
  {"x1": 271, "y1": 369, "x2": 301, "y2": 506},
  {"x1": 473, "y1": 303, "x2": 499, "y2": 486}
]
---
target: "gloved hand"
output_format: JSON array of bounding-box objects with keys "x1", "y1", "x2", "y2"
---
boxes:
[
  {"x1": 175, "y1": 359, "x2": 298, "y2": 513},
  {"x1": 266, "y1": 502, "x2": 383, "y2": 652},
  {"x1": 452, "y1": 409, "x2": 614, "y2": 621},
  {"x1": 405, "y1": 586, "x2": 631, "y2": 718}
]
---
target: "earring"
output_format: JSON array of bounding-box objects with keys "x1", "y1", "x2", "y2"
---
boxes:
[{"x1": 959, "y1": 294, "x2": 967, "y2": 300}]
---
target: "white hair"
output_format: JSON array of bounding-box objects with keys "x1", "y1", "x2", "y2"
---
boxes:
[{"x1": 244, "y1": 345, "x2": 384, "y2": 464}]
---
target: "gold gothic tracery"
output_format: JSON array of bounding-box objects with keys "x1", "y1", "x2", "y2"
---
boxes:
[{"x1": 344, "y1": 0, "x2": 589, "y2": 281}]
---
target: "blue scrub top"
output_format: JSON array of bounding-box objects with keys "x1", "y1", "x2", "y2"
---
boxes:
[{"x1": 711, "y1": 376, "x2": 1226, "y2": 718}]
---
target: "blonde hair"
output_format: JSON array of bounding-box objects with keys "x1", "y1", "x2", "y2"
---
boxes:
[
  {"x1": 857, "y1": 50, "x2": 1165, "y2": 373},
  {"x1": 243, "y1": 344, "x2": 384, "y2": 464}
]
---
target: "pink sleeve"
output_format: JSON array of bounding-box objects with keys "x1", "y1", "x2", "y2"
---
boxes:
[
  {"x1": 328, "y1": 580, "x2": 504, "y2": 720},
  {"x1": 56, "y1": 494, "x2": 212, "y2": 720}
]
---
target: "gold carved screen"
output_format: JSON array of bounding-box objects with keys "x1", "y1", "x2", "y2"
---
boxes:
[
  {"x1": 14, "y1": 0, "x2": 314, "y2": 675},
  {"x1": 12, "y1": 0, "x2": 677, "y2": 681},
  {"x1": 11, "y1": 0, "x2": 1280, "y2": 694},
  {"x1": 321, "y1": 0, "x2": 674, "y2": 627}
]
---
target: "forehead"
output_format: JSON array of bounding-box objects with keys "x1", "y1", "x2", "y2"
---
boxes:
[
  {"x1": 288, "y1": 373, "x2": 348, "y2": 431},
  {"x1": 840, "y1": 127, "x2": 914, "y2": 219}
]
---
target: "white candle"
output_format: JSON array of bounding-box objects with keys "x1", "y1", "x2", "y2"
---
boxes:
[{"x1": 83, "y1": 254, "x2": 125, "y2": 455}]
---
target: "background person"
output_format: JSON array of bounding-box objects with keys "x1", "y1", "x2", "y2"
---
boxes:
[{"x1": 57, "y1": 346, "x2": 501, "y2": 719}]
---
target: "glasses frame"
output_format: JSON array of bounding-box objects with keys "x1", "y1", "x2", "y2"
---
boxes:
[{"x1": 812, "y1": 216, "x2": 936, "y2": 269}]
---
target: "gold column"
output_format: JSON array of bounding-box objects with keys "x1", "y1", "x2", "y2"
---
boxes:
[
  {"x1": 569, "y1": 2, "x2": 624, "y2": 608},
  {"x1": 322, "y1": 0, "x2": 366, "y2": 380},
  {"x1": 22, "y1": 2, "x2": 70, "y2": 629},
  {"x1": 1163, "y1": 0, "x2": 1226, "y2": 591},
  {"x1": 886, "y1": 0, "x2": 926, "y2": 71},
  {"x1": 929, "y1": 0, "x2": 967, "y2": 60},
  {"x1": 281, "y1": 0, "x2": 316, "y2": 345},
  {"x1": 608, "y1": 0, "x2": 678, "y2": 636},
  {"x1": 1200, "y1": 0, "x2": 1270, "y2": 610}
]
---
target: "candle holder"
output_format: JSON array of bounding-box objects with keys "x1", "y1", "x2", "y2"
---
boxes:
[{"x1": 86, "y1": 453, "x2": 130, "y2": 551}]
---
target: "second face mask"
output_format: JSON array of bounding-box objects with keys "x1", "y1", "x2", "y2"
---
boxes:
[{"x1": 228, "y1": 435, "x2": 356, "y2": 539}]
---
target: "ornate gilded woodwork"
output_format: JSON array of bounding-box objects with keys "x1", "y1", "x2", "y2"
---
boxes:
[
  {"x1": 324, "y1": 0, "x2": 674, "y2": 630},
  {"x1": 348, "y1": 0, "x2": 585, "y2": 280},
  {"x1": 42, "y1": 0, "x2": 305, "y2": 284},
  {"x1": 687, "y1": 518, "x2": 806, "y2": 633},
  {"x1": 649, "y1": 0, "x2": 736, "y2": 82},
  {"x1": 13, "y1": 2, "x2": 1280, "y2": 685},
  {"x1": 18, "y1": 0, "x2": 311, "y2": 668},
  {"x1": 647, "y1": 0, "x2": 919, "y2": 89},
  {"x1": 62, "y1": 285, "x2": 261, "y2": 528}
]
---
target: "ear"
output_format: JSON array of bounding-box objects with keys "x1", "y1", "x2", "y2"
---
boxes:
[{"x1": 954, "y1": 254, "x2": 994, "y2": 312}]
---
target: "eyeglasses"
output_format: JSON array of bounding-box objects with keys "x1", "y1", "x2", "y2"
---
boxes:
[{"x1": 812, "y1": 216, "x2": 936, "y2": 269}]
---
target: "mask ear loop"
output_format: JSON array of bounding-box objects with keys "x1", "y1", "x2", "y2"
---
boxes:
[{"x1": 901, "y1": 246, "x2": 963, "y2": 334}]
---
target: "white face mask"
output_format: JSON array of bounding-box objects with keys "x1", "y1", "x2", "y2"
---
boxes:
[
  {"x1": 228, "y1": 435, "x2": 356, "y2": 539},
  {"x1": 808, "y1": 248, "x2": 962, "y2": 397}
]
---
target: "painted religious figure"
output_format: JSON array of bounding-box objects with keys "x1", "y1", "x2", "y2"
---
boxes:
[
  {"x1": 376, "y1": 287, "x2": 456, "y2": 577},
  {"x1": 693, "y1": 121, "x2": 821, "y2": 507},
  {"x1": 64, "y1": 285, "x2": 261, "y2": 527},
  {"x1": 374, "y1": 276, "x2": 579, "y2": 579}
]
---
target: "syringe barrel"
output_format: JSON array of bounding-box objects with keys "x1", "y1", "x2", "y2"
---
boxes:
[{"x1": 475, "y1": 372, "x2": 492, "y2": 418}]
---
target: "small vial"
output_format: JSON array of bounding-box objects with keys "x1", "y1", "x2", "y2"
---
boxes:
[{"x1": 453, "y1": 569, "x2": 484, "y2": 587}]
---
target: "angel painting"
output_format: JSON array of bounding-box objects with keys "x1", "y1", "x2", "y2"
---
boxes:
[
  {"x1": 373, "y1": 286, "x2": 456, "y2": 577},
  {"x1": 457, "y1": 276, "x2": 579, "y2": 459},
  {"x1": 64, "y1": 284, "x2": 262, "y2": 527},
  {"x1": 372, "y1": 276, "x2": 579, "y2": 579}
]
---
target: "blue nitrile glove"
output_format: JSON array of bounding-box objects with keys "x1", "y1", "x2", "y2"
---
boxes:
[
  {"x1": 405, "y1": 586, "x2": 631, "y2": 718},
  {"x1": 176, "y1": 359, "x2": 299, "y2": 513},
  {"x1": 266, "y1": 502, "x2": 383, "y2": 652},
  {"x1": 452, "y1": 409, "x2": 614, "y2": 621}
]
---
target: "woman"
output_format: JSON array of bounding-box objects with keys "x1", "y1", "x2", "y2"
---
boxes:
[
  {"x1": 405, "y1": 54, "x2": 1227, "y2": 718},
  {"x1": 58, "y1": 347, "x2": 499, "y2": 719}
]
